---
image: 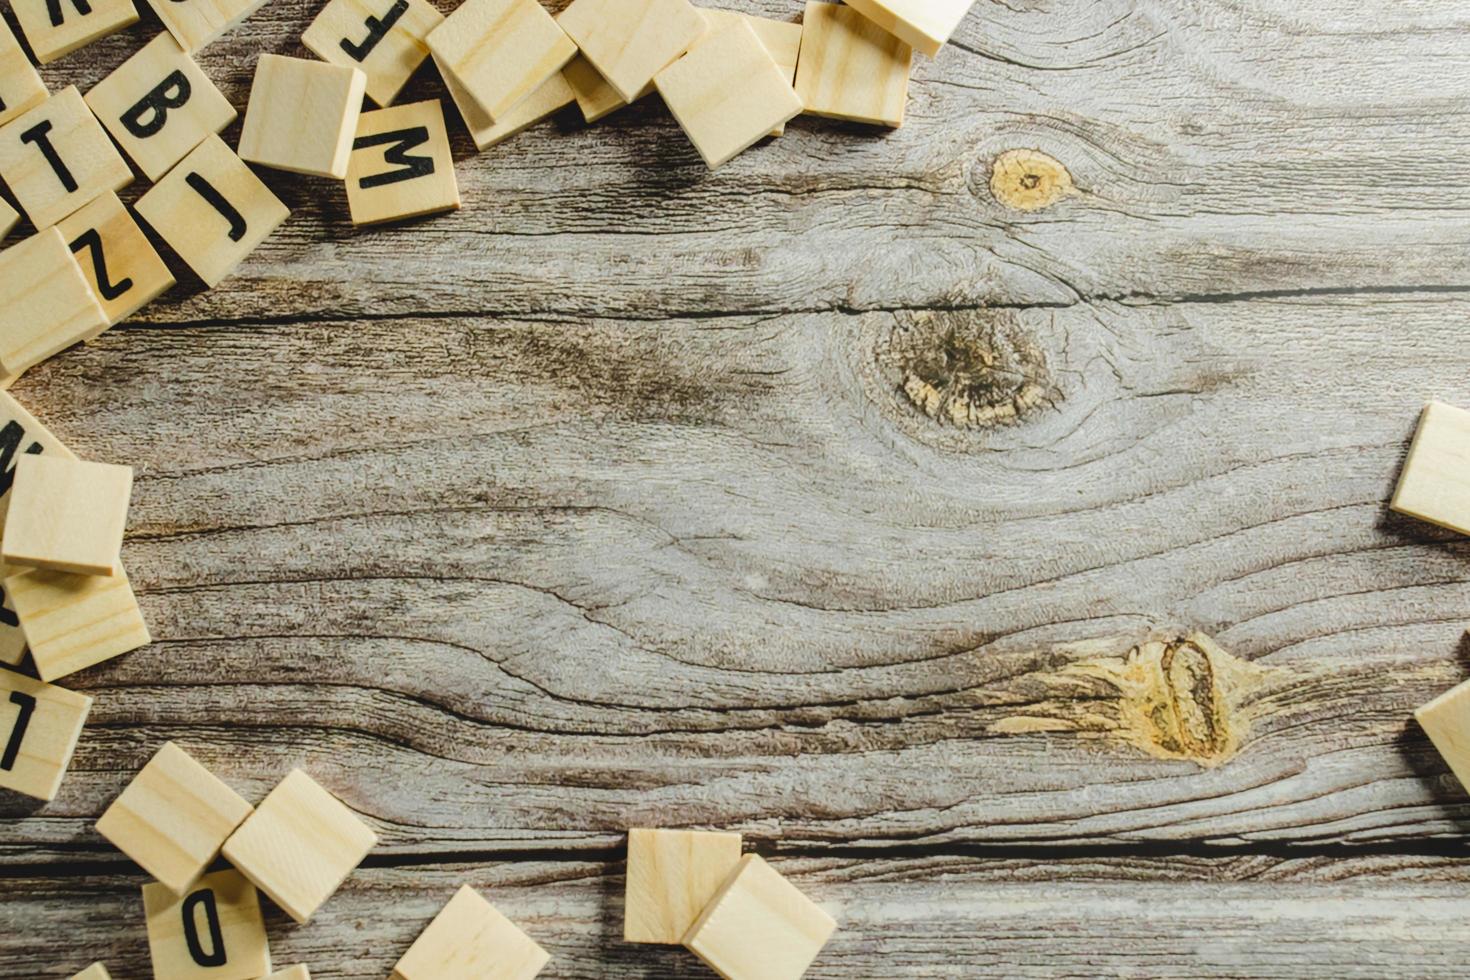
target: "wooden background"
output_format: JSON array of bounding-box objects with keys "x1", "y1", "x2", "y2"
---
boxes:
[{"x1": 5, "y1": 0, "x2": 1470, "y2": 975}]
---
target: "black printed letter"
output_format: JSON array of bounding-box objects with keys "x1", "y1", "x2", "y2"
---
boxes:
[
  {"x1": 353, "y1": 126, "x2": 433, "y2": 189},
  {"x1": 120, "y1": 70, "x2": 192, "y2": 139},
  {"x1": 340, "y1": 0, "x2": 408, "y2": 61},
  {"x1": 1, "y1": 691, "x2": 36, "y2": 771},
  {"x1": 69, "y1": 229, "x2": 133, "y2": 301},
  {"x1": 20, "y1": 121, "x2": 77, "y2": 193},
  {"x1": 45, "y1": 0, "x2": 92, "y2": 27},
  {"x1": 181, "y1": 888, "x2": 228, "y2": 967},
  {"x1": 185, "y1": 172, "x2": 247, "y2": 242}
]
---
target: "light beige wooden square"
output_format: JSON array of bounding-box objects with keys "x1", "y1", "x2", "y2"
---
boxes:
[
  {"x1": 135, "y1": 134, "x2": 290, "y2": 288},
  {"x1": 0, "y1": 18, "x2": 47, "y2": 128},
  {"x1": 68, "y1": 964, "x2": 111, "y2": 980},
  {"x1": 264, "y1": 967, "x2": 311, "y2": 980},
  {"x1": 562, "y1": 55, "x2": 654, "y2": 124},
  {"x1": 8, "y1": 563, "x2": 149, "y2": 680},
  {"x1": 143, "y1": 869, "x2": 272, "y2": 980},
  {"x1": 221, "y1": 768, "x2": 378, "y2": 923},
  {"x1": 0, "y1": 666, "x2": 91, "y2": 800},
  {"x1": 624, "y1": 827, "x2": 742, "y2": 943},
  {"x1": 1, "y1": 455, "x2": 131, "y2": 577},
  {"x1": 393, "y1": 884, "x2": 550, "y2": 980},
  {"x1": 655, "y1": 19, "x2": 801, "y2": 169},
  {"x1": 842, "y1": 0, "x2": 974, "y2": 57},
  {"x1": 701, "y1": 8, "x2": 800, "y2": 135},
  {"x1": 1391, "y1": 401, "x2": 1470, "y2": 536},
  {"x1": 0, "y1": 197, "x2": 16, "y2": 241},
  {"x1": 85, "y1": 33, "x2": 237, "y2": 182},
  {"x1": 57, "y1": 192, "x2": 177, "y2": 329},
  {"x1": 11, "y1": 0, "x2": 138, "y2": 64},
  {"x1": 145, "y1": 0, "x2": 269, "y2": 51},
  {"x1": 557, "y1": 0, "x2": 706, "y2": 103},
  {"x1": 683, "y1": 854, "x2": 837, "y2": 980},
  {"x1": 239, "y1": 55, "x2": 366, "y2": 179},
  {"x1": 0, "y1": 86, "x2": 134, "y2": 230},
  {"x1": 0, "y1": 228, "x2": 108, "y2": 384},
  {"x1": 0, "y1": 563, "x2": 30, "y2": 667},
  {"x1": 795, "y1": 1, "x2": 912, "y2": 128},
  {"x1": 346, "y1": 99, "x2": 459, "y2": 225},
  {"x1": 96, "y1": 741, "x2": 253, "y2": 895},
  {"x1": 426, "y1": 0, "x2": 575, "y2": 123},
  {"x1": 304, "y1": 0, "x2": 444, "y2": 107},
  {"x1": 443, "y1": 58, "x2": 572, "y2": 151}
]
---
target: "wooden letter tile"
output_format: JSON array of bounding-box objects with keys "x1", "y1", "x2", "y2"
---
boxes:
[
  {"x1": 1, "y1": 454, "x2": 131, "y2": 577},
  {"x1": 146, "y1": 0, "x2": 270, "y2": 52},
  {"x1": 0, "y1": 665, "x2": 91, "y2": 800},
  {"x1": 85, "y1": 33, "x2": 237, "y2": 182},
  {"x1": 393, "y1": 884, "x2": 550, "y2": 980},
  {"x1": 428, "y1": 0, "x2": 574, "y2": 124},
  {"x1": 8, "y1": 564, "x2": 149, "y2": 680},
  {"x1": 135, "y1": 134, "x2": 290, "y2": 288},
  {"x1": 654, "y1": 19, "x2": 801, "y2": 169},
  {"x1": 57, "y1": 192, "x2": 177, "y2": 328},
  {"x1": 346, "y1": 99, "x2": 458, "y2": 225},
  {"x1": 303, "y1": 0, "x2": 443, "y2": 107},
  {"x1": 624, "y1": 827, "x2": 742, "y2": 944},
  {"x1": 0, "y1": 563, "x2": 30, "y2": 666},
  {"x1": 0, "y1": 228, "x2": 108, "y2": 384},
  {"x1": 0, "y1": 18, "x2": 48, "y2": 128},
  {"x1": 682, "y1": 854, "x2": 837, "y2": 980},
  {"x1": 97, "y1": 741, "x2": 252, "y2": 895},
  {"x1": 1391, "y1": 401, "x2": 1470, "y2": 535},
  {"x1": 702, "y1": 9, "x2": 800, "y2": 135},
  {"x1": 0, "y1": 197, "x2": 17, "y2": 242},
  {"x1": 795, "y1": 1, "x2": 912, "y2": 128},
  {"x1": 69, "y1": 965, "x2": 112, "y2": 980},
  {"x1": 11, "y1": 0, "x2": 138, "y2": 64},
  {"x1": 239, "y1": 55, "x2": 367, "y2": 179},
  {"x1": 0, "y1": 86, "x2": 134, "y2": 229},
  {"x1": 1419, "y1": 676, "x2": 1470, "y2": 792},
  {"x1": 562, "y1": 55, "x2": 655, "y2": 124},
  {"x1": 842, "y1": 0, "x2": 974, "y2": 57},
  {"x1": 143, "y1": 869, "x2": 272, "y2": 980},
  {"x1": 557, "y1": 0, "x2": 706, "y2": 103},
  {"x1": 442, "y1": 57, "x2": 572, "y2": 151},
  {"x1": 264, "y1": 967, "x2": 311, "y2": 980},
  {"x1": 221, "y1": 768, "x2": 378, "y2": 923}
]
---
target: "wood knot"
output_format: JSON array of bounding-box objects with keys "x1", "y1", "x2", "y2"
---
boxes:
[{"x1": 990, "y1": 149, "x2": 1076, "y2": 212}]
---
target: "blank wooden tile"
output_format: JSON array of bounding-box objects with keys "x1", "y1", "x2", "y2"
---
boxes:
[
  {"x1": 68, "y1": 964, "x2": 111, "y2": 980},
  {"x1": 393, "y1": 884, "x2": 550, "y2": 980},
  {"x1": 842, "y1": 0, "x2": 974, "y2": 57},
  {"x1": 0, "y1": 228, "x2": 108, "y2": 384},
  {"x1": 221, "y1": 768, "x2": 378, "y2": 923},
  {"x1": 264, "y1": 967, "x2": 311, "y2": 980},
  {"x1": 624, "y1": 827, "x2": 742, "y2": 944},
  {"x1": 561, "y1": 55, "x2": 654, "y2": 124},
  {"x1": 795, "y1": 1, "x2": 912, "y2": 128},
  {"x1": 239, "y1": 55, "x2": 367, "y2": 179},
  {"x1": 146, "y1": 0, "x2": 269, "y2": 52},
  {"x1": 85, "y1": 33, "x2": 237, "y2": 182},
  {"x1": 427, "y1": 0, "x2": 575, "y2": 124},
  {"x1": 1391, "y1": 401, "x2": 1470, "y2": 535},
  {"x1": 143, "y1": 869, "x2": 272, "y2": 980},
  {"x1": 303, "y1": 0, "x2": 443, "y2": 107},
  {"x1": 12, "y1": 0, "x2": 138, "y2": 64},
  {"x1": 1, "y1": 455, "x2": 131, "y2": 577},
  {"x1": 97, "y1": 741, "x2": 252, "y2": 895},
  {"x1": 57, "y1": 192, "x2": 176, "y2": 329},
  {"x1": 0, "y1": 86, "x2": 134, "y2": 229},
  {"x1": 346, "y1": 99, "x2": 458, "y2": 225},
  {"x1": 655, "y1": 19, "x2": 801, "y2": 169},
  {"x1": 8, "y1": 563, "x2": 149, "y2": 680},
  {"x1": 702, "y1": 9, "x2": 800, "y2": 135},
  {"x1": 0, "y1": 666, "x2": 91, "y2": 800},
  {"x1": 682, "y1": 854, "x2": 837, "y2": 980},
  {"x1": 442, "y1": 57, "x2": 572, "y2": 151},
  {"x1": 135, "y1": 134, "x2": 290, "y2": 288},
  {"x1": 0, "y1": 19, "x2": 48, "y2": 129},
  {"x1": 557, "y1": 0, "x2": 706, "y2": 103}
]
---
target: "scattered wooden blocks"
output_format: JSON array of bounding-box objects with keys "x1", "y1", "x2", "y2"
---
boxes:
[
  {"x1": 303, "y1": 0, "x2": 444, "y2": 107},
  {"x1": 442, "y1": 57, "x2": 572, "y2": 151},
  {"x1": 346, "y1": 99, "x2": 459, "y2": 225},
  {"x1": 143, "y1": 869, "x2": 272, "y2": 980},
  {"x1": 1, "y1": 455, "x2": 132, "y2": 577},
  {"x1": 0, "y1": 86, "x2": 134, "y2": 230},
  {"x1": 57, "y1": 192, "x2": 177, "y2": 328},
  {"x1": 561, "y1": 55, "x2": 654, "y2": 124},
  {"x1": 1391, "y1": 401, "x2": 1470, "y2": 536},
  {"x1": 842, "y1": 0, "x2": 974, "y2": 57},
  {"x1": 0, "y1": 228, "x2": 108, "y2": 384},
  {"x1": 682, "y1": 854, "x2": 837, "y2": 980},
  {"x1": 0, "y1": 666, "x2": 91, "y2": 800},
  {"x1": 68, "y1": 964, "x2": 111, "y2": 980},
  {"x1": 427, "y1": 0, "x2": 575, "y2": 123},
  {"x1": 655, "y1": 19, "x2": 802, "y2": 169},
  {"x1": 135, "y1": 134, "x2": 290, "y2": 288},
  {"x1": 624, "y1": 827, "x2": 742, "y2": 944},
  {"x1": 702, "y1": 10, "x2": 800, "y2": 137},
  {"x1": 146, "y1": 0, "x2": 269, "y2": 52},
  {"x1": 11, "y1": 0, "x2": 138, "y2": 64},
  {"x1": 85, "y1": 33, "x2": 237, "y2": 182},
  {"x1": 239, "y1": 54, "x2": 367, "y2": 179},
  {"x1": 795, "y1": 1, "x2": 913, "y2": 129},
  {"x1": 393, "y1": 884, "x2": 550, "y2": 980},
  {"x1": 7, "y1": 564, "x2": 150, "y2": 680},
  {"x1": 0, "y1": 18, "x2": 48, "y2": 128},
  {"x1": 221, "y1": 768, "x2": 378, "y2": 923},
  {"x1": 557, "y1": 0, "x2": 706, "y2": 103}
]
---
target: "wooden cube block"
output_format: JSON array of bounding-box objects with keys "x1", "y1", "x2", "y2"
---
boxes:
[
  {"x1": 8, "y1": 564, "x2": 149, "y2": 680},
  {"x1": 442, "y1": 57, "x2": 572, "y2": 151},
  {"x1": 795, "y1": 1, "x2": 912, "y2": 128},
  {"x1": 1391, "y1": 401, "x2": 1470, "y2": 535},
  {"x1": 655, "y1": 19, "x2": 801, "y2": 169},
  {"x1": 85, "y1": 33, "x2": 237, "y2": 182},
  {"x1": 346, "y1": 99, "x2": 458, "y2": 225},
  {"x1": 12, "y1": 0, "x2": 138, "y2": 64},
  {"x1": 239, "y1": 55, "x2": 367, "y2": 179},
  {"x1": 1418, "y1": 674, "x2": 1470, "y2": 792},
  {"x1": 702, "y1": 9, "x2": 800, "y2": 136},
  {"x1": 96, "y1": 741, "x2": 252, "y2": 894},
  {"x1": 135, "y1": 134, "x2": 290, "y2": 288},
  {"x1": 143, "y1": 869, "x2": 272, "y2": 980},
  {"x1": 0, "y1": 19, "x2": 48, "y2": 129},
  {"x1": 68, "y1": 964, "x2": 111, "y2": 980},
  {"x1": 624, "y1": 827, "x2": 742, "y2": 944},
  {"x1": 393, "y1": 884, "x2": 550, "y2": 980},
  {"x1": 0, "y1": 666, "x2": 91, "y2": 800},
  {"x1": 0, "y1": 86, "x2": 134, "y2": 230},
  {"x1": 57, "y1": 192, "x2": 177, "y2": 329},
  {"x1": 1, "y1": 455, "x2": 132, "y2": 577},
  {"x1": 561, "y1": 55, "x2": 654, "y2": 124},
  {"x1": 221, "y1": 768, "x2": 378, "y2": 923},
  {"x1": 557, "y1": 0, "x2": 705, "y2": 103},
  {"x1": 0, "y1": 228, "x2": 108, "y2": 384},
  {"x1": 303, "y1": 0, "x2": 443, "y2": 107},
  {"x1": 842, "y1": 0, "x2": 974, "y2": 57},
  {"x1": 682, "y1": 854, "x2": 837, "y2": 980},
  {"x1": 146, "y1": 0, "x2": 269, "y2": 52},
  {"x1": 264, "y1": 967, "x2": 311, "y2": 980},
  {"x1": 428, "y1": 0, "x2": 575, "y2": 124}
]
